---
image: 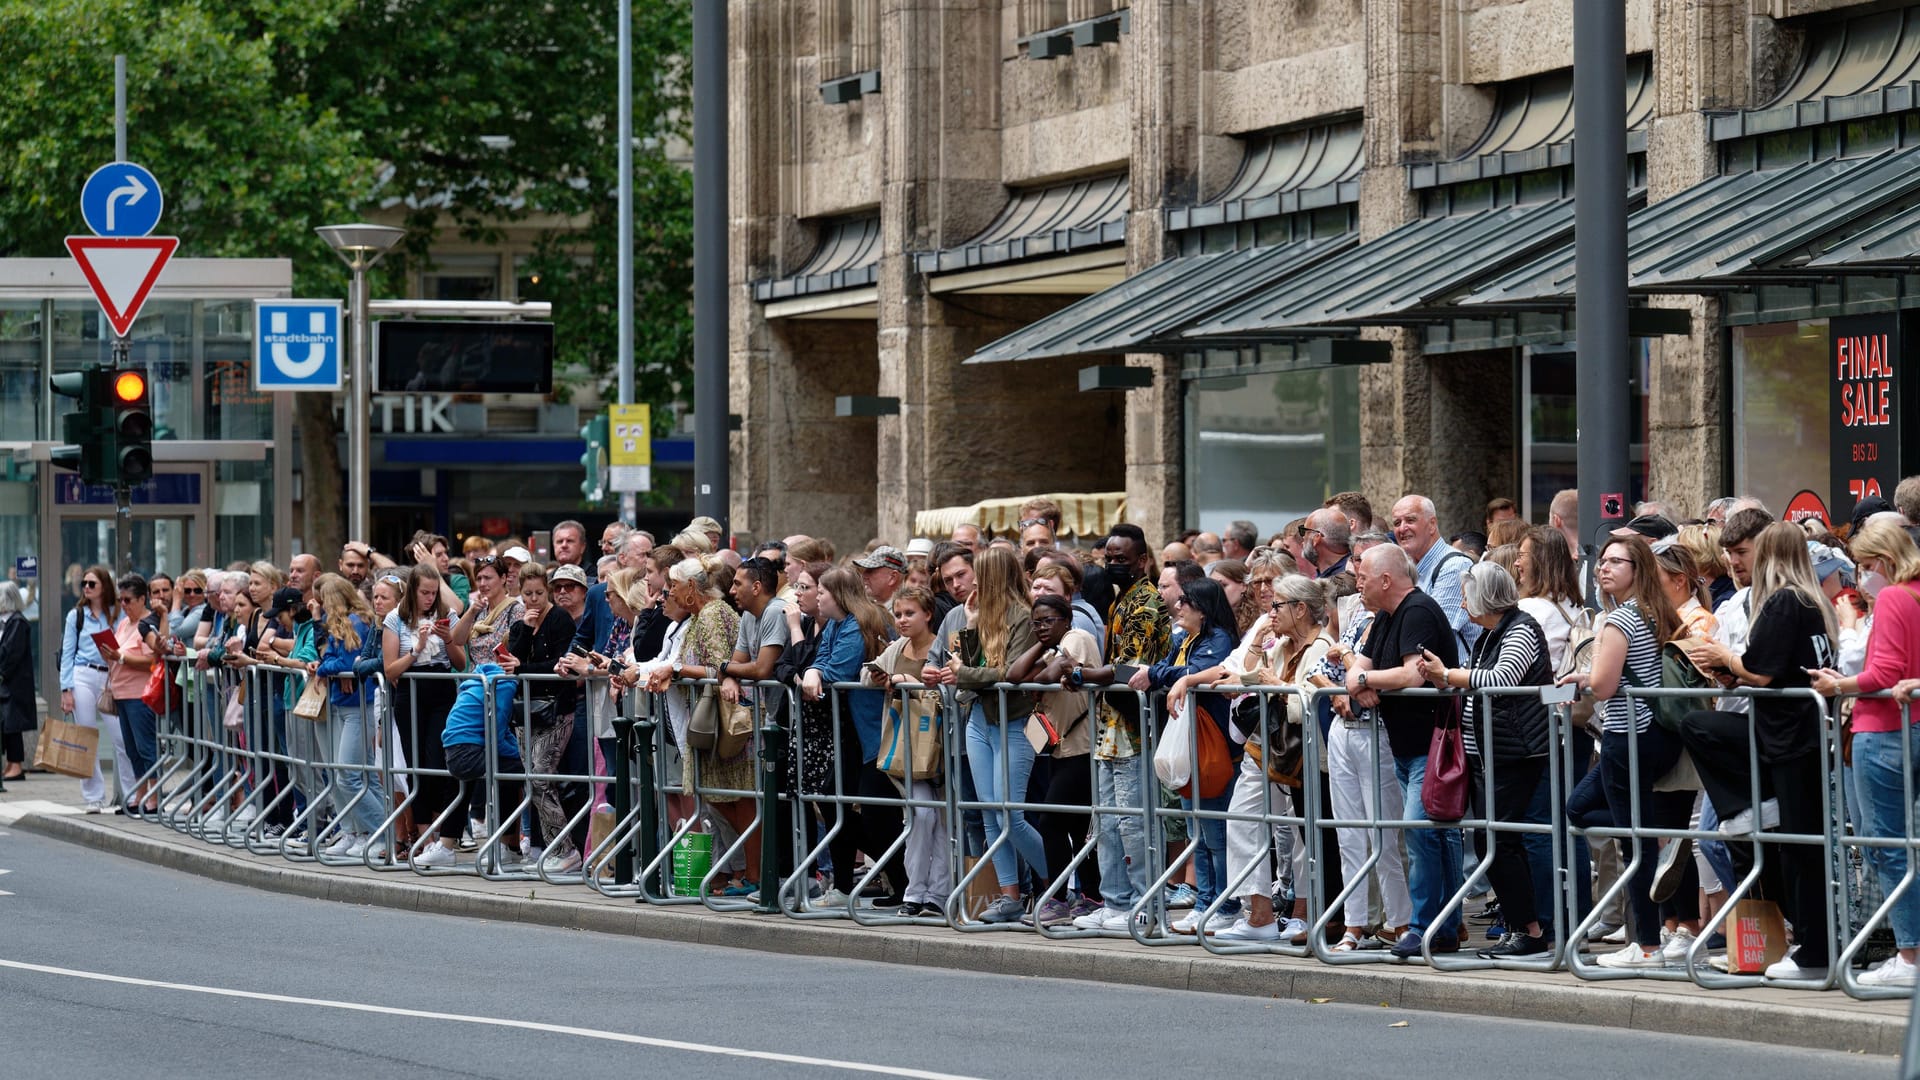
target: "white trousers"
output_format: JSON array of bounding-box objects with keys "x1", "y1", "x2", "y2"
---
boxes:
[
  {"x1": 1326, "y1": 719, "x2": 1411, "y2": 929},
  {"x1": 72, "y1": 666, "x2": 134, "y2": 805},
  {"x1": 1224, "y1": 754, "x2": 1291, "y2": 901}
]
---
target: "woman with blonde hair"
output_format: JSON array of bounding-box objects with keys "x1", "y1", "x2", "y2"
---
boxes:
[
  {"x1": 1812, "y1": 521, "x2": 1920, "y2": 985},
  {"x1": 384, "y1": 561, "x2": 466, "y2": 867},
  {"x1": 312, "y1": 574, "x2": 389, "y2": 859},
  {"x1": 1678, "y1": 523, "x2": 1837, "y2": 980},
  {"x1": 1676, "y1": 523, "x2": 1734, "y2": 609},
  {"x1": 935, "y1": 545, "x2": 1042, "y2": 923}
]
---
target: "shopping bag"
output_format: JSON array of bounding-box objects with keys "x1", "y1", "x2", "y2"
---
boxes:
[
  {"x1": 33, "y1": 717, "x2": 99, "y2": 779},
  {"x1": 715, "y1": 696, "x2": 754, "y2": 759},
  {"x1": 1422, "y1": 697, "x2": 1468, "y2": 822},
  {"x1": 1153, "y1": 696, "x2": 1195, "y2": 790},
  {"x1": 1728, "y1": 898, "x2": 1789, "y2": 974},
  {"x1": 879, "y1": 691, "x2": 943, "y2": 781},
  {"x1": 141, "y1": 658, "x2": 172, "y2": 713},
  {"x1": 292, "y1": 675, "x2": 330, "y2": 721}
]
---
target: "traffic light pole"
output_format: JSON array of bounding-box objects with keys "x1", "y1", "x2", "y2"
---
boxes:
[{"x1": 110, "y1": 335, "x2": 133, "y2": 577}]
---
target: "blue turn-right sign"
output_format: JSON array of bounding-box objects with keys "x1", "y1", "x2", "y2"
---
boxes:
[{"x1": 80, "y1": 161, "x2": 164, "y2": 238}]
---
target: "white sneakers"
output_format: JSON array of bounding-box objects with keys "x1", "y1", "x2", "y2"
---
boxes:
[
  {"x1": 1071, "y1": 906, "x2": 1144, "y2": 932},
  {"x1": 323, "y1": 833, "x2": 360, "y2": 857},
  {"x1": 1595, "y1": 942, "x2": 1668, "y2": 969},
  {"x1": 1859, "y1": 954, "x2": 1919, "y2": 988},
  {"x1": 413, "y1": 843, "x2": 457, "y2": 868},
  {"x1": 1213, "y1": 918, "x2": 1282, "y2": 943},
  {"x1": 1719, "y1": 799, "x2": 1781, "y2": 836},
  {"x1": 1170, "y1": 910, "x2": 1205, "y2": 935},
  {"x1": 1764, "y1": 955, "x2": 1829, "y2": 981},
  {"x1": 541, "y1": 848, "x2": 584, "y2": 875},
  {"x1": 1661, "y1": 926, "x2": 1697, "y2": 964}
]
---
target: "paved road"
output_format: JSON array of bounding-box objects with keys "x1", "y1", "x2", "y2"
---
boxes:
[{"x1": 0, "y1": 828, "x2": 1891, "y2": 1079}]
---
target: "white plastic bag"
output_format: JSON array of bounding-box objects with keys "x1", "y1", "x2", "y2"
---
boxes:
[{"x1": 1153, "y1": 695, "x2": 1194, "y2": 789}]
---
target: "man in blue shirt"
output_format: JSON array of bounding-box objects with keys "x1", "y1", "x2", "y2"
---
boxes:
[{"x1": 1391, "y1": 494, "x2": 1477, "y2": 656}]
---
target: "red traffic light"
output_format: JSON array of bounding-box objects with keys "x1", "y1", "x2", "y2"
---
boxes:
[{"x1": 112, "y1": 370, "x2": 146, "y2": 403}]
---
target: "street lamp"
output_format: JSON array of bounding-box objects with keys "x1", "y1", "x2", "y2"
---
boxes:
[{"x1": 316, "y1": 223, "x2": 405, "y2": 545}]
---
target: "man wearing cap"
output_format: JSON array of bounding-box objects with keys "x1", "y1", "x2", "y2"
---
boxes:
[
  {"x1": 1610, "y1": 512, "x2": 1679, "y2": 544},
  {"x1": 856, "y1": 546, "x2": 907, "y2": 605},
  {"x1": 688, "y1": 516, "x2": 725, "y2": 552}
]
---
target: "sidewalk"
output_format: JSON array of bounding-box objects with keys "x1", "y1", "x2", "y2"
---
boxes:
[{"x1": 0, "y1": 772, "x2": 1906, "y2": 1055}]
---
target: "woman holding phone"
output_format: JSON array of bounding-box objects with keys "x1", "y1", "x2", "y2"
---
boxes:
[
  {"x1": 385, "y1": 562, "x2": 466, "y2": 867},
  {"x1": 506, "y1": 562, "x2": 581, "y2": 874},
  {"x1": 451, "y1": 555, "x2": 523, "y2": 667}
]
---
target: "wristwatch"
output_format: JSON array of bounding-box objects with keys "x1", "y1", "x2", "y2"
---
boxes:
[
  {"x1": 1356, "y1": 670, "x2": 1370, "y2": 690},
  {"x1": 671, "y1": 660, "x2": 684, "y2": 676}
]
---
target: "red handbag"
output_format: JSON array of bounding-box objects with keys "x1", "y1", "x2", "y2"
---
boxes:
[
  {"x1": 141, "y1": 654, "x2": 172, "y2": 713},
  {"x1": 1422, "y1": 695, "x2": 1468, "y2": 821}
]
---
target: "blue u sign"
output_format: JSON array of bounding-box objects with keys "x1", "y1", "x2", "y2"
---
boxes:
[
  {"x1": 254, "y1": 300, "x2": 344, "y2": 391},
  {"x1": 80, "y1": 161, "x2": 164, "y2": 238}
]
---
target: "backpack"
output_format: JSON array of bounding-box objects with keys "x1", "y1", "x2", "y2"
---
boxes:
[
  {"x1": 1553, "y1": 601, "x2": 1598, "y2": 736},
  {"x1": 1621, "y1": 640, "x2": 1715, "y2": 733}
]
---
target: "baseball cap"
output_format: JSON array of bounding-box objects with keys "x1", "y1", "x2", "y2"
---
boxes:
[
  {"x1": 501, "y1": 546, "x2": 533, "y2": 565},
  {"x1": 905, "y1": 538, "x2": 936, "y2": 559},
  {"x1": 267, "y1": 586, "x2": 305, "y2": 618},
  {"x1": 549, "y1": 564, "x2": 589, "y2": 589},
  {"x1": 853, "y1": 546, "x2": 907, "y2": 573},
  {"x1": 1610, "y1": 513, "x2": 1678, "y2": 542},
  {"x1": 1849, "y1": 495, "x2": 1892, "y2": 536},
  {"x1": 1808, "y1": 541, "x2": 1854, "y2": 586}
]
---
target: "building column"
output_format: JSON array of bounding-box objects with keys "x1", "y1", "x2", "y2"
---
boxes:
[
  {"x1": 1643, "y1": 0, "x2": 1772, "y2": 516},
  {"x1": 1123, "y1": 0, "x2": 1202, "y2": 545}
]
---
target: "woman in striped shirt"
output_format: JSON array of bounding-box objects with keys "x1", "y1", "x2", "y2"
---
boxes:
[
  {"x1": 1558, "y1": 534, "x2": 1684, "y2": 968},
  {"x1": 1419, "y1": 562, "x2": 1553, "y2": 957}
]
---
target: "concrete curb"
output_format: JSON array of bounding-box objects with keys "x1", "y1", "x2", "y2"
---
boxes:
[{"x1": 15, "y1": 811, "x2": 1905, "y2": 1055}]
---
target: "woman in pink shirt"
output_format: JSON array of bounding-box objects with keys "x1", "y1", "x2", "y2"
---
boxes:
[
  {"x1": 1812, "y1": 521, "x2": 1920, "y2": 987},
  {"x1": 104, "y1": 574, "x2": 161, "y2": 814}
]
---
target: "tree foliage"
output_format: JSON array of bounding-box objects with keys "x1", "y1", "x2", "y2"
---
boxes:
[{"x1": 0, "y1": 1, "x2": 696, "y2": 544}]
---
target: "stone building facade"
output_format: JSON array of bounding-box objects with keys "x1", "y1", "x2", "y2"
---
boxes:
[{"x1": 729, "y1": 0, "x2": 1920, "y2": 550}]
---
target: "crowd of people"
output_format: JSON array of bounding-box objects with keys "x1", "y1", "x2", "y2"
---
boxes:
[{"x1": 14, "y1": 482, "x2": 1920, "y2": 991}]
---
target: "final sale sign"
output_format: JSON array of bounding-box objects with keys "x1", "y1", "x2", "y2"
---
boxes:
[{"x1": 1830, "y1": 313, "x2": 1902, "y2": 525}]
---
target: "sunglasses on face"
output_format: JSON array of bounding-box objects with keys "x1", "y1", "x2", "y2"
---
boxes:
[
  {"x1": 84, "y1": 581, "x2": 99, "y2": 590},
  {"x1": 181, "y1": 588, "x2": 204, "y2": 596}
]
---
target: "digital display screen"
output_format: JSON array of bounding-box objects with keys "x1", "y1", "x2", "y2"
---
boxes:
[{"x1": 375, "y1": 321, "x2": 554, "y2": 394}]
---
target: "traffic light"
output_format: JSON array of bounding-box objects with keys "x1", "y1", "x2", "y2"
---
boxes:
[
  {"x1": 48, "y1": 365, "x2": 153, "y2": 487},
  {"x1": 579, "y1": 411, "x2": 608, "y2": 503},
  {"x1": 108, "y1": 368, "x2": 154, "y2": 485},
  {"x1": 48, "y1": 369, "x2": 101, "y2": 481}
]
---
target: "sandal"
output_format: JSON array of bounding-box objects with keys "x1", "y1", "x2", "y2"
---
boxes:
[
  {"x1": 1333, "y1": 931, "x2": 1362, "y2": 952},
  {"x1": 719, "y1": 878, "x2": 758, "y2": 897}
]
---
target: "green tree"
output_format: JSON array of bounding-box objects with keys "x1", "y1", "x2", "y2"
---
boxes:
[{"x1": 0, "y1": 0, "x2": 695, "y2": 551}]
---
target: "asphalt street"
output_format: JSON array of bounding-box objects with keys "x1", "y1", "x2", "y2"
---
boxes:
[{"x1": 0, "y1": 827, "x2": 1894, "y2": 1080}]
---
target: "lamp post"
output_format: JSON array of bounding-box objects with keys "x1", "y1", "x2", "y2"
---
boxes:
[{"x1": 316, "y1": 223, "x2": 405, "y2": 544}]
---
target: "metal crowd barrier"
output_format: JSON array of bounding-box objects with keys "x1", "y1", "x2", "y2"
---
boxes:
[{"x1": 124, "y1": 652, "x2": 1920, "y2": 1000}]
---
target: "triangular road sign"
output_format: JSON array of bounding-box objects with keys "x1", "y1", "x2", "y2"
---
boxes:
[{"x1": 65, "y1": 235, "x2": 178, "y2": 337}]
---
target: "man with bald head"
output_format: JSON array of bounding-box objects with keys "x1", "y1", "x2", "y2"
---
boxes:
[
  {"x1": 1344, "y1": 542, "x2": 1464, "y2": 957},
  {"x1": 1160, "y1": 540, "x2": 1193, "y2": 565},
  {"x1": 1390, "y1": 494, "x2": 1476, "y2": 655},
  {"x1": 1191, "y1": 532, "x2": 1224, "y2": 566}
]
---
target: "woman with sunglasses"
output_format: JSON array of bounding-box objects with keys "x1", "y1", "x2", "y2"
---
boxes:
[
  {"x1": 59, "y1": 564, "x2": 128, "y2": 812},
  {"x1": 104, "y1": 575, "x2": 162, "y2": 814},
  {"x1": 1137, "y1": 577, "x2": 1243, "y2": 932}
]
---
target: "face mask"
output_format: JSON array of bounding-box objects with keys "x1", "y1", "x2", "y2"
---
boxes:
[
  {"x1": 1860, "y1": 571, "x2": 1890, "y2": 600},
  {"x1": 1105, "y1": 562, "x2": 1135, "y2": 590}
]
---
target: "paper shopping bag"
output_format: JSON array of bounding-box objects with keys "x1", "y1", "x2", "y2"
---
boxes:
[{"x1": 34, "y1": 717, "x2": 100, "y2": 779}]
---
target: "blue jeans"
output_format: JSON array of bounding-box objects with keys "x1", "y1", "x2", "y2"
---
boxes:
[
  {"x1": 1396, "y1": 753, "x2": 1463, "y2": 937},
  {"x1": 1095, "y1": 754, "x2": 1149, "y2": 909},
  {"x1": 1853, "y1": 729, "x2": 1920, "y2": 949},
  {"x1": 1180, "y1": 788, "x2": 1238, "y2": 915},
  {"x1": 330, "y1": 702, "x2": 390, "y2": 838},
  {"x1": 117, "y1": 698, "x2": 158, "y2": 782},
  {"x1": 965, "y1": 703, "x2": 1047, "y2": 889}
]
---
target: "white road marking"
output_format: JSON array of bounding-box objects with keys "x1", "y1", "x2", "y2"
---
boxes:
[
  {"x1": 0, "y1": 957, "x2": 986, "y2": 1080},
  {"x1": 0, "y1": 800, "x2": 84, "y2": 825}
]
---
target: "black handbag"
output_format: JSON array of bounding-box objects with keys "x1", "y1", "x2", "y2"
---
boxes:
[{"x1": 525, "y1": 696, "x2": 560, "y2": 730}]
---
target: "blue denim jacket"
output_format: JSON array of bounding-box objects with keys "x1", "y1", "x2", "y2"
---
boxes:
[
  {"x1": 1147, "y1": 625, "x2": 1238, "y2": 745},
  {"x1": 810, "y1": 614, "x2": 885, "y2": 761}
]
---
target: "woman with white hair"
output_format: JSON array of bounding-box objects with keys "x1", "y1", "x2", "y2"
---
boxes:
[
  {"x1": 1416, "y1": 561, "x2": 1554, "y2": 958},
  {"x1": 0, "y1": 581, "x2": 32, "y2": 782}
]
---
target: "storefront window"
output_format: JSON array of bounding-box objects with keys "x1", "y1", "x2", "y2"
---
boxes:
[
  {"x1": 1732, "y1": 320, "x2": 1828, "y2": 515},
  {"x1": 52, "y1": 300, "x2": 195, "y2": 441},
  {"x1": 0, "y1": 302, "x2": 43, "y2": 441},
  {"x1": 203, "y1": 301, "x2": 273, "y2": 440},
  {"x1": 1523, "y1": 345, "x2": 1648, "y2": 522},
  {"x1": 1185, "y1": 368, "x2": 1360, "y2": 535}
]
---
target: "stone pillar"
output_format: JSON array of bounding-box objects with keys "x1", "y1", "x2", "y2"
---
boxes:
[
  {"x1": 1123, "y1": 0, "x2": 1202, "y2": 545},
  {"x1": 1643, "y1": 0, "x2": 1764, "y2": 516},
  {"x1": 727, "y1": 0, "x2": 789, "y2": 540},
  {"x1": 1356, "y1": 0, "x2": 1443, "y2": 523}
]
